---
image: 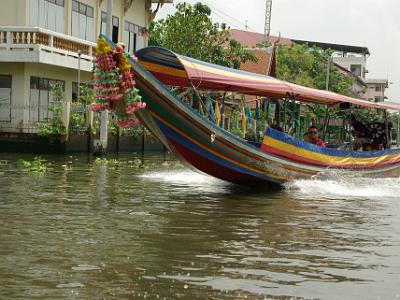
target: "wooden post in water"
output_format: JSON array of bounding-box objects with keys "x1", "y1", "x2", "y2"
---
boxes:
[{"x1": 99, "y1": 0, "x2": 113, "y2": 153}]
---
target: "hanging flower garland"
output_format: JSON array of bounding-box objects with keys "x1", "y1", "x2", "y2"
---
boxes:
[{"x1": 91, "y1": 37, "x2": 146, "y2": 128}]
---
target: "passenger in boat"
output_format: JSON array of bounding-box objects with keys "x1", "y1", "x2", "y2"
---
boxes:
[
  {"x1": 303, "y1": 132, "x2": 312, "y2": 143},
  {"x1": 270, "y1": 123, "x2": 283, "y2": 132},
  {"x1": 306, "y1": 126, "x2": 326, "y2": 147},
  {"x1": 349, "y1": 115, "x2": 372, "y2": 150}
]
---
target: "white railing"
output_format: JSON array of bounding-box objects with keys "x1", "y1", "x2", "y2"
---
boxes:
[{"x1": 0, "y1": 26, "x2": 96, "y2": 61}]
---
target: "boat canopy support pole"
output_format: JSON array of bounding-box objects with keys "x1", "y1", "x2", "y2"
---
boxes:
[
  {"x1": 384, "y1": 110, "x2": 390, "y2": 149},
  {"x1": 322, "y1": 106, "x2": 330, "y2": 141},
  {"x1": 190, "y1": 87, "x2": 206, "y2": 116},
  {"x1": 221, "y1": 91, "x2": 227, "y2": 129}
]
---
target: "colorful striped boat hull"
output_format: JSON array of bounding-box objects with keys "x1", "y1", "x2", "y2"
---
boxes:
[{"x1": 102, "y1": 37, "x2": 400, "y2": 184}]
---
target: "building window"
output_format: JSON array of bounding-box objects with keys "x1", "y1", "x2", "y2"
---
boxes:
[
  {"x1": 123, "y1": 21, "x2": 139, "y2": 53},
  {"x1": 29, "y1": 0, "x2": 65, "y2": 33},
  {"x1": 375, "y1": 86, "x2": 382, "y2": 92},
  {"x1": 112, "y1": 16, "x2": 120, "y2": 44},
  {"x1": 100, "y1": 12, "x2": 107, "y2": 35},
  {"x1": 374, "y1": 96, "x2": 382, "y2": 102},
  {"x1": 100, "y1": 12, "x2": 119, "y2": 43},
  {"x1": 29, "y1": 77, "x2": 65, "y2": 122},
  {"x1": 0, "y1": 75, "x2": 12, "y2": 122},
  {"x1": 123, "y1": 21, "x2": 146, "y2": 52},
  {"x1": 350, "y1": 64, "x2": 362, "y2": 77},
  {"x1": 101, "y1": 12, "x2": 118, "y2": 41},
  {"x1": 71, "y1": 0, "x2": 94, "y2": 41}
]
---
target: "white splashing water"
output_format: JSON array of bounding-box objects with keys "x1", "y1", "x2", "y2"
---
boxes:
[
  {"x1": 140, "y1": 170, "x2": 223, "y2": 185},
  {"x1": 285, "y1": 170, "x2": 400, "y2": 200}
]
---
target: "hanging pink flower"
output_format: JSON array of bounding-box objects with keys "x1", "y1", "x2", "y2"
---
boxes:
[
  {"x1": 91, "y1": 103, "x2": 111, "y2": 112},
  {"x1": 116, "y1": 117, "x2": 141, "y2": 128},
  {"x1": 92, "y1": 37, "x2": 146, "y2": 125}
]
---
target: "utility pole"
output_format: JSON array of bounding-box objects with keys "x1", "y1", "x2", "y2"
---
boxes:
[
  {"x1": 264, "y1": 0, "x2": 272, "y2": 37},
  {"x1": 77, "y1": 49, "x2": 81, "y2": 102},
  {"x1": 325, "y1": 56, "x2": 331, "y2": 91},
  {"x1": 99, "y1": 0, "x2": 112, "y2": 153},
  {"x1": 397, "y1": 112, "x2": 399, "y2": 147},
  {"x1": 322, "y1": 56, "x2": 331, "y2": 140}
]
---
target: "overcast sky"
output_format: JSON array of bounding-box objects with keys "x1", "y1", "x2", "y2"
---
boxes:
[{"x1": 155, "y1": 0, "x2": 400, "y2": 102}]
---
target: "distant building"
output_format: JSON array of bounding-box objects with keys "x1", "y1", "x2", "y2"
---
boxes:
[
  {"x1": 230, "y1": 30, "x2": 391, "y2": 103},
  {"x1": 334, "y1": 63, "x2": 367, "y2": 98},
  {"x1": 333, "y1": 55, "x2": 368, "y2": 79},
  {"x1": 363, "y1": 79, "x2": 389, "y2": 102},
  {"x1": 294, "y1": 40, "x2": 390, "y2": 103},
  {"x1": 0, "y1": 0, "x2": 172, "y2": 134},
  {"x1": 240, "y1": 48, "x2": 274, "y2": 75},
  {"x1": 229, "y1": 29, "x2": 291, "y2": 48}
]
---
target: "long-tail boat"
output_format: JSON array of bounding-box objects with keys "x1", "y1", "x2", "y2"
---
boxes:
[{"x1": 101, "y1": 36, "x2": 400, "y2": 185}]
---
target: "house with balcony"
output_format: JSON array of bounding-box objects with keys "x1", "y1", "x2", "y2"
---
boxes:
[{"x1": 0, "y1": 0, "x2": 172, "y2": 137}]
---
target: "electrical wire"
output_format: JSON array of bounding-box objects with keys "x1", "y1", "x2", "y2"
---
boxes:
[
  {"x1": 200, "y1": 0, "x2": 260, "y2": 32},
  {"x1": 165, "y1": 0, "x2": 260, "y2": 32}
]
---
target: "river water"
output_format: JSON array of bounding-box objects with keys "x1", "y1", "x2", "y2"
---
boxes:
[{"x1": 0, "y1": 153, "x2": 399, "y2": 299}]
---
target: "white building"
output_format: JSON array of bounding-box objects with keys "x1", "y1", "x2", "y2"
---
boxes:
[
  {"x1": 330, "y1": 49, "x2": 389, "y2": 103},
  {"x1": 0, "y1": 0, "x2": 171, "y2": 133},
  {"x1": 333, "y1": 54, "x2": 368, "y2": 80}
]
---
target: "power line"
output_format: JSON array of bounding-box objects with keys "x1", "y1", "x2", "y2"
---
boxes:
[
  {"x1": 158, "y1": 0, "x2": 260, "y2": 32},
  {"x1": 209, "y1": 8, "x2": 244, "y2": 30},
  {"x1": 201, "y1": 0, "x2": 259, "y2": 32}
]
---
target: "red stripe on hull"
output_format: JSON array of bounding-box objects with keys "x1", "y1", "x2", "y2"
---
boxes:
[{"x1": 168, "y1": 139, "x2": 274, "y2": 185}]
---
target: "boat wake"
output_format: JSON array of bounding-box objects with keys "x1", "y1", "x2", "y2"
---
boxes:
[
  {"x1": 139, "y1": 169, "x2": 241, "y2": 196},
  {"x1": 285, "y1": 171, "x2": 400, "y2": 199},
  {"x1": 140, "y1": 169, "x2": 216, "y2": 184}
]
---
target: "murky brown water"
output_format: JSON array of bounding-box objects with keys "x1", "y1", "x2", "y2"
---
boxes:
[{"x1": 0, "y1": 153, "x2": 400, "y2": 299}]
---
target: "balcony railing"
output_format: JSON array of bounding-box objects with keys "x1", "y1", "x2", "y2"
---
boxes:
[{"x1": 0, "y1": 26, "x2": 96, "y2": 62}]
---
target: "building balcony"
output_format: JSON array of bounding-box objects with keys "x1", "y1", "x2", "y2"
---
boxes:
[{"x1": 0, "y1": 26, "x2": 95, "y2": 72}]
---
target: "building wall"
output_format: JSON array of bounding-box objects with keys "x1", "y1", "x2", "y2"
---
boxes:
[
  {"x1": 0, "y1": 0, "x2": 29, "y2": 26},
  {"x1": 0, "y1": 63, "x2": 27, "y2": 127},
  {"x1": 333, "y1": 55, "x2": 367, "y2": 79},
  {"x1": 0, "y1": 0, "x2": 160, "y2": 133},
  {"x1": 363, "y1": 82, "x2": 387, "y2": 102},
  {"x1": 0, "y1": 62, "x2": 91, "y2": 131},
  {"x1": 25, "y1": 62, "x2": 92, "y2": 100},
  {"x1": 0, "y1": 0, "x2": 150, "y2": 47}
]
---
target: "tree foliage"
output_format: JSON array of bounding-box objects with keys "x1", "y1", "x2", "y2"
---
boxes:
[
  {"x1": 149, "y1": 2, "x2": 257, "y2": 69},
  {"x1": 275, "y1": 43, "x2": 360, "y2": 127},
  {"x1": 276, "y1": 43, "x2": 355, "y2": 97}
]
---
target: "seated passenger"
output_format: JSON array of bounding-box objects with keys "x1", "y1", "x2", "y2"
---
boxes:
[
  {"x1": 303, "y1": 132, "x2": 312, "y2": 143},
  {"x1": 349, "y1": 114, "x2": 372, "y2": 150},
  {"x1": 270, "y1": 123, "x2": 283, "y2": 132},
  {"x1": 305, "y1": 126, "x2": 326, "y2": 147}
]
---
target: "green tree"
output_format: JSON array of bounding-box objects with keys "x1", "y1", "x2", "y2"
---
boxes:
[
  {"x1": 276, "y1": 44, "x2": 355, "y2": 96},
  {"x1": 272, "y1": 43, "x2": 361, "y2": 139},
  {"x1": 149, "y1": 2, "x2": 257, "y2": 69}
]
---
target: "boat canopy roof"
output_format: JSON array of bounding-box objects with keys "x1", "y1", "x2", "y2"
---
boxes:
[{"x1": 135, "y1": 46, "x2": 400, "y2": 111}]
